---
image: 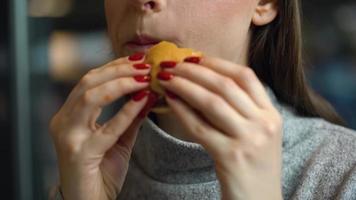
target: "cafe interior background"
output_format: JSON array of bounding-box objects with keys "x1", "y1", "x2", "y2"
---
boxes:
[{"x1": 1, "y1": 0, "x2": 355, "y2": 199}]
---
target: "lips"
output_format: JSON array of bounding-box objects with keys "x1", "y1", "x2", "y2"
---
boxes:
[
  {"x1": 129, "y1": 34, "x2": 161, "y2": 45},
  {"x1": 125, "y1": 34, "x2": 161, "y2": 52}
]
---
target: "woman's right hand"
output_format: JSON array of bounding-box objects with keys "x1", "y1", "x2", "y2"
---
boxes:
[{"x1": 49, "y1": 53, "x2": 157, "y2": 200}]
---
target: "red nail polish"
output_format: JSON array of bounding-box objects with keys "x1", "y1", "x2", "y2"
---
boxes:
[
  {"x1": 157, "y1": 71, "x2": 174, "y2": 81},
  {"x1": 138, "y1": 92, "x2": 159, "y2": 118},
  {"x1": 128, "y1": 52, "x2": 145, "y2": 61},
  {"x1": 133, "y1": 63, "x2": 151, "y2": 70},
  {"x1": 132, "y1": 90, "x2": 150, "y2": 101},
  {"x1": 160, "y1": 61, "x2": 177, "y2": 69},
  {"x1": 165, "y1": 90, "x2": 177, "y2": 99},
  {"x1": 184, "y1": 56, "x2": 201, "y2": 64},
  {"x1": 134, "y1": 75, "x2": 151, "y2": 83}
]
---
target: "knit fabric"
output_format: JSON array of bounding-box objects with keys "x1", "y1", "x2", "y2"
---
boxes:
[{"x1": 118, "y1": 87, "x2": 356, "y2": 200}]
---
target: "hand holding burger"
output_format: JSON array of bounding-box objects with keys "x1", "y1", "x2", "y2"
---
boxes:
[{"x1": 143, "y1": 41, "x2": 203, "y2": 114}]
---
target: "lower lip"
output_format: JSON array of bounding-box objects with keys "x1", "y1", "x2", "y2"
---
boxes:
[{"x1": 125, "y1": 42, "x2": 159, "y2": 52}]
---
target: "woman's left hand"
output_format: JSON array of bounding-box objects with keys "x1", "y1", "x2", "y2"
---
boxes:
[{"x1": 158, "y1": 56, "x2": 283, "y2": 200}]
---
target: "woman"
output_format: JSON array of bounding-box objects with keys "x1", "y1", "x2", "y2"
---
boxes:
[{"x1": 50, "y1": 0, "x2": 356, "y2": 199}]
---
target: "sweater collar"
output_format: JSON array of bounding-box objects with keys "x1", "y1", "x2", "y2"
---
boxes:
[{"x1": 132, "y1": 85, "x2": 297, "y2": 183}]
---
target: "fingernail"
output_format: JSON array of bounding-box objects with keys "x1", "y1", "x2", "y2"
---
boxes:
[
  {"x1": 138, "y1": 92, "x2": 159, "y2": 118},
  {"x1": 184, "y1": 56, "x2": 201, "y2": 64},
  {"x1": 165, "y1": 90, "x2": 177, "y2": 100},
  {"x1": 134, "y1": 75, "x2": 151, "y2": 83},
  {"x1": 157, "y1": 71, "x2": 174, "y2": 81},
  {"x1": 160, "y1": 61, "x2": 177, "y2": 69},
  {"x1": 133, "y1": 63, "x2": 151, "y2": 70},
  {"x1": 128, "y1": 52, "x2": 145, "y2": 61},
  {"x1": 132, "y1": 89, "x2": 150, "y2": 101}
]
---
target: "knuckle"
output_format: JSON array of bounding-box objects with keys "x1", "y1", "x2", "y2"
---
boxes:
[
  {"x1": 114, "y1": 65, "x2": 122, "y2": 74},
  {"x1": 79, "y1": 74, "x2": 92, "y2": 88},
  {"x1": 88, "y1": 68, "x2": 98, "y2": 75},
  {"x1": 218, "y1": 77, "x2": 236, "y2": 91},
  {"x1": 110, "y1": 64, "x2": 124, "y2": 75},
  {"x1": 82, "y1": 90, "x2": 94, "y2": 105},
  {"x1": 64, "y1": 141, "x2": 82, "y2": 156},
  {"x1": 101, "y1": 82, "x2": 113, "y2": 92},
  {"x1": 256, "y1": 111, "x2": 283, "y2": 137},
  {"x1": 49, "y1": 112, "x2": 68, "y2": 138},
  {"x1": 118, "y1": 78, "x2": 131, "y2": 90},
  {"x1": 205, "y1": 96, "x2": 223, "y2": 111},
  {"x1": 263, "y1": 120, "x2": 281, "y2": 137},
  {"x1": 59, "y1": 130, "x2": 86, "y2": 157},
  {"x1": 226, "y1": 144, "x2": 243, "y2": 163},
  {"x1": 192, "y1": 123, "x2": 207, "y2": 135},
  {"x1": 119, "y1": 79, "x2": 133, "y2": 92},
  {"x1": 111, "y1": 57, "x2": 127, "y2": 65},
  {"x1": 181, "y1": 64, "x2": 194, "y2": 74},
  {"x1": 239, "y1": 67, "x2": 256, "y2": 81}
]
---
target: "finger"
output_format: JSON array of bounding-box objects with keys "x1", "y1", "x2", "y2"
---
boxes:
[
  {"x1": 164, "y1": 62, "x2": 260, "y2": 119},
  {"x1": 103, "y1": 91, "x2": 158, "y2": 135},
  {"x1": 116, "y1": 116, "x2": 144, "y2": 151},
  {"x1": 165, "y1": 94, "x2": 230, "y2": 157},
  {"x1": 87, "y1": 92, "x2": 149, "y2": 154},
  {"x1": 72, "y1": 77, "x2": 150, "y2": 125},
  {"x1": 69, "y1": 55, "x2": 149, "y2": 101},
  {"x1": 198, "y1": 56, "x2": 273, "y2": 109},
  {"x1": 160, "y1": 76, "x2": 249, "y2": 139}
]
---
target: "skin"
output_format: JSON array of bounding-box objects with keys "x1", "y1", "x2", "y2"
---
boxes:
[
  {"x1": 50, "y1": 0, "x2": 282, "y2": 199},
  {"x1": 106, "y1": 0, "x2": 254, "y2": 65}
]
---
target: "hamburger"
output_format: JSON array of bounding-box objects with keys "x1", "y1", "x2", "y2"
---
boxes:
[{"x1": 144, "y1": 41, "x2": 203, "y2": 114}]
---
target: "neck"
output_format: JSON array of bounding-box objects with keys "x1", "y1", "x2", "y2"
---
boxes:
[{"x1": 152, "y1": 112, "x2": 193, "y2": 142}]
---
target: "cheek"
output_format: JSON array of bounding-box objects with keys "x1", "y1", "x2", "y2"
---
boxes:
[
  {"x1": 177, "y1": 0, "x2": 254, "y2": 60},
  {"x1": 202, "y1": 0, "x2": 254, "y2": 23},
  {"x1": 105, "y1": 0, "x2": 133, "y2": 55},
  {"x1": 175, "y1": 0, "x2": 253, "y2": 41}
]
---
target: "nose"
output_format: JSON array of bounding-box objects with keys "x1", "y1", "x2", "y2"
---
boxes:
[{"x1": 130, "y1": 0, "x2": 166, "y2": 13}]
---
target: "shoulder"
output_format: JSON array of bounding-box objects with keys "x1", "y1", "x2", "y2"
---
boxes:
[
  {"x1": 281, "y1": 109, "x2": 356, "y2": 200},
  {"x1": 304, "y1": 118, "x2": 356, "y2": 158},
  {"x1": 306, "y1": 118, "x2": 356, "y2": 170},
  {"x1": 310, "y1": 117, "x2": 356, "y2": 138},
  {"x1": 282, "y1": 110, "x2": 356, "y2": 166},
  {"x1": 279, "y1": 101, "x2": 356, "y2": 154}
]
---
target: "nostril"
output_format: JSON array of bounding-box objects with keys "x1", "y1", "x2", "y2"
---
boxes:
[{"x1": 144, "y1": 1, "x2": 156, "y2": 10}]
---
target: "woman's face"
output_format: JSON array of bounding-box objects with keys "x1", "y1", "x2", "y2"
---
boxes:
[{"x1": 105, "y1": 0, "x2": 263, "y2": 65}]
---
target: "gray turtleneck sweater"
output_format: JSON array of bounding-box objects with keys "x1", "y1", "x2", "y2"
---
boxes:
[
  {"x1": 52, "y1": 88, "x2": 356, "y2": 200},
  {"x1": 117, "y1": 87, "x2": 356, "y2": 200}
]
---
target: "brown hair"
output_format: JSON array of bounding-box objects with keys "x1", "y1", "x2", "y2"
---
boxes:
[{"x1": 249, "y1": 0, "x2": 346, "y2": 126}]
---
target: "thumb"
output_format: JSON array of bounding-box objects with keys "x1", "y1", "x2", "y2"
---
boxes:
[{"x1": 116, "y1": 117, "x2": 145, "y2": 151}]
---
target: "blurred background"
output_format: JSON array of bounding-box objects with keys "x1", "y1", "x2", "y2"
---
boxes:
[{"x1": 1, "y1": 0, "x2": 355, "y2": 199}]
